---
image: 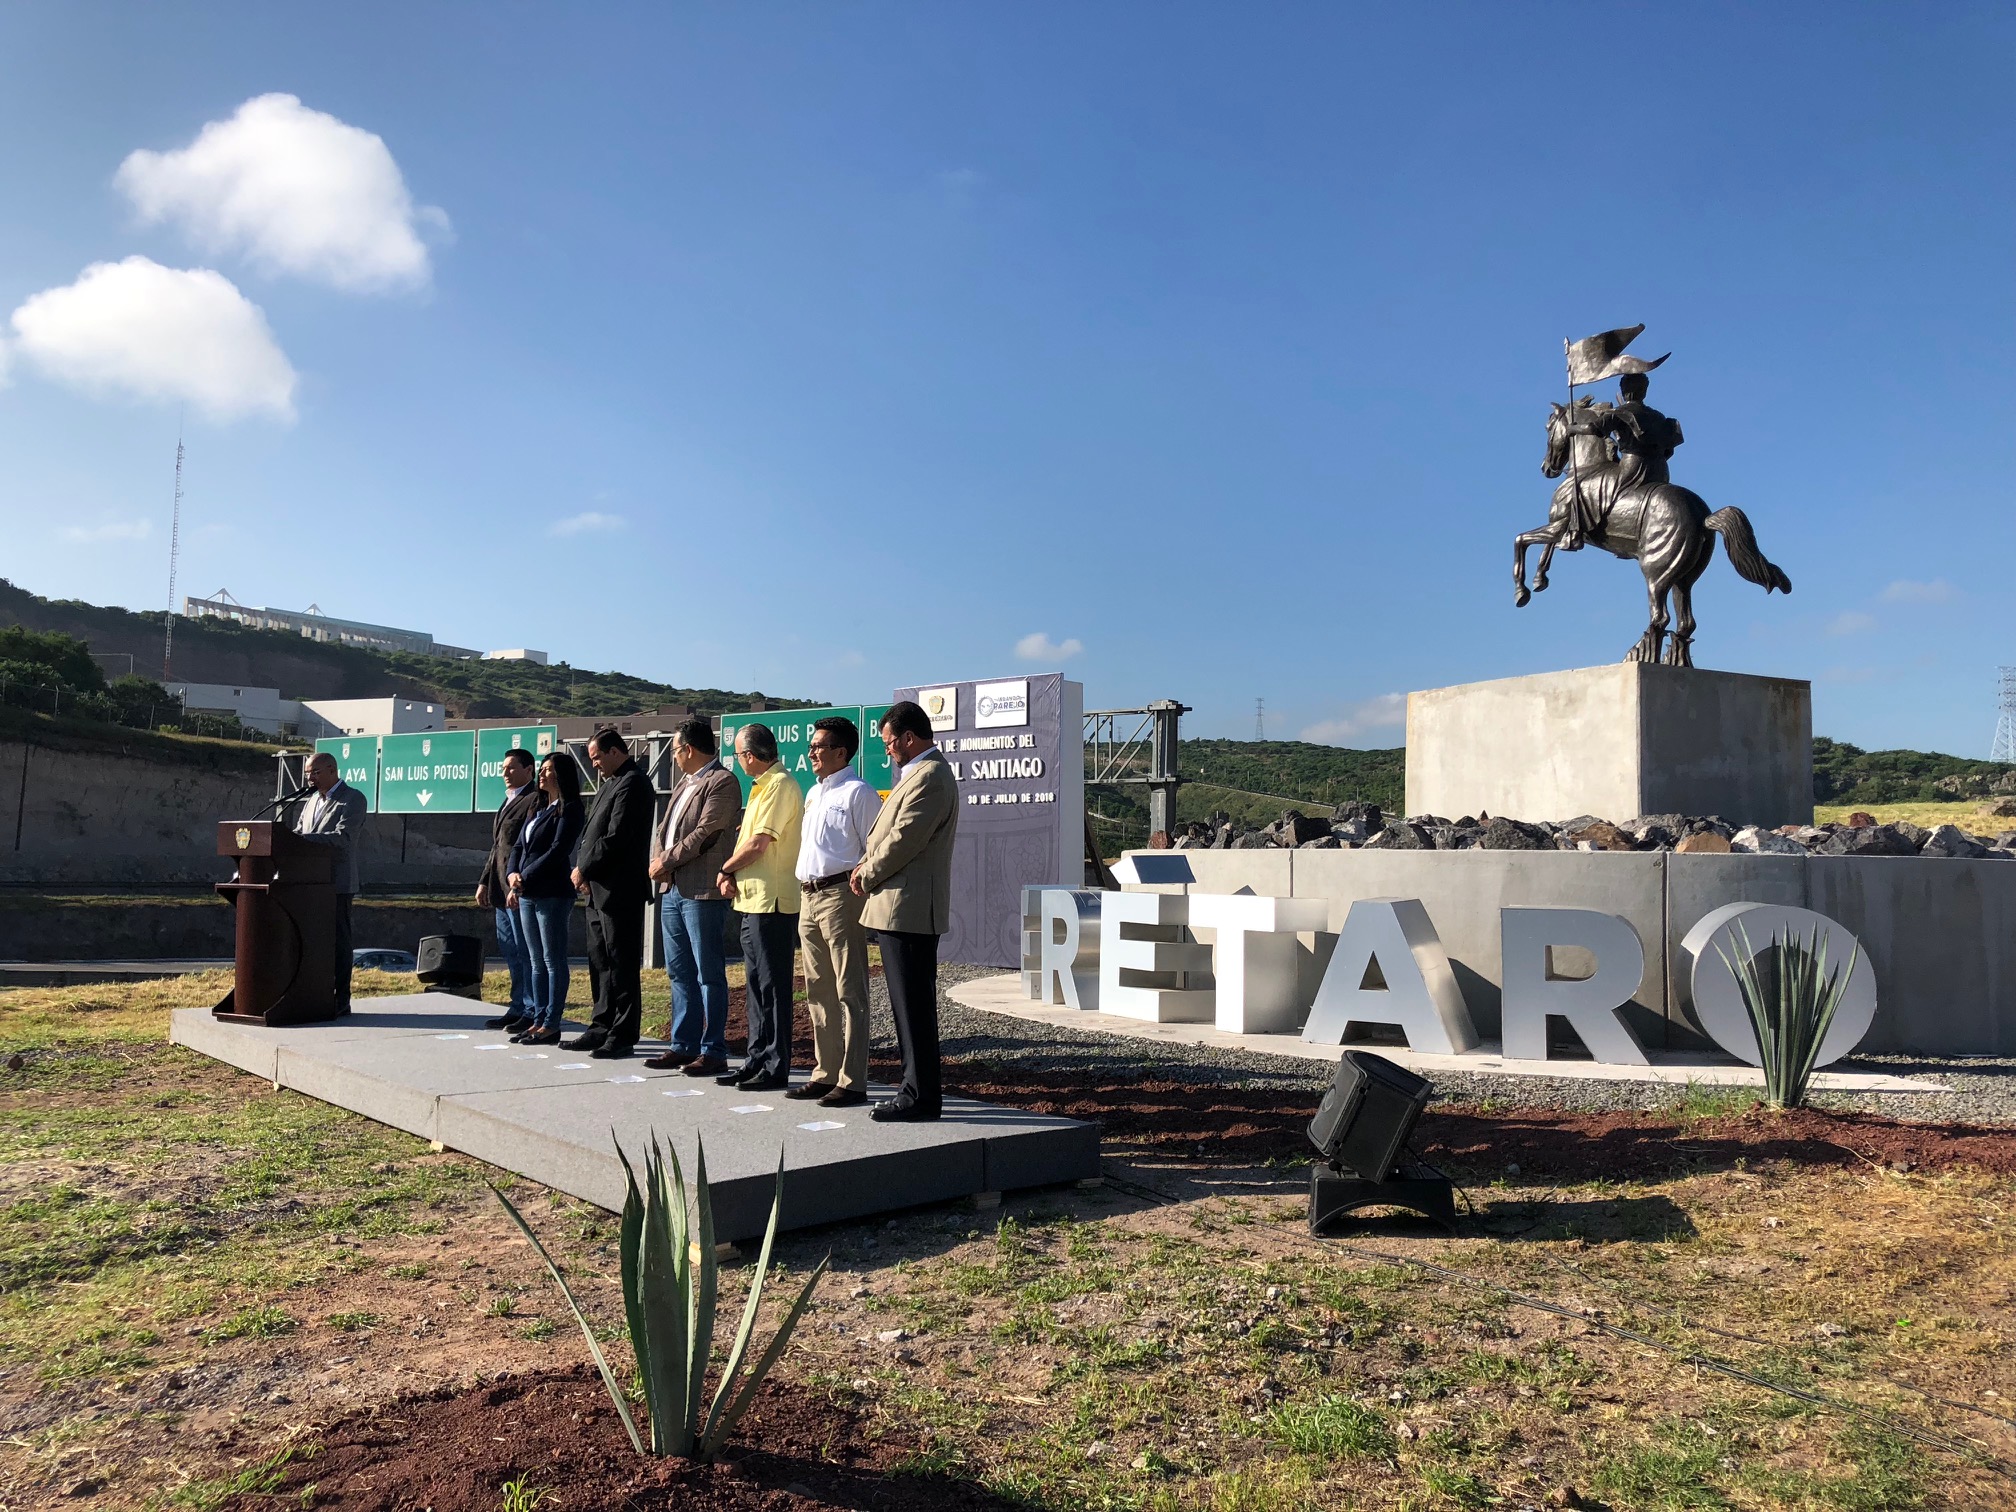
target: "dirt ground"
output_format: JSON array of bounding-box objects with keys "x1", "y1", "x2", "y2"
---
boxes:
[{"x1": 6, "y1": 972, "x2": 2016, "y2": 1510}]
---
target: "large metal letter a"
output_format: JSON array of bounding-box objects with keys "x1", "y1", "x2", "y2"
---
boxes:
[{"x1": 1302, "y1": 897, "x2": 1479, "y2": 1055}]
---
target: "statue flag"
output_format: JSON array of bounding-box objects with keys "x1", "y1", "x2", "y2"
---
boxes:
[{"x1": 1565, "y1": 324, "x2": 1670, "y2": 387}]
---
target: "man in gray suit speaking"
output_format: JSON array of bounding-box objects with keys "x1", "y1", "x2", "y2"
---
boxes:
[
  {"x1": 851, "y1": 700, "x2": 959, "y2": 1122},
  {"x1": 295, "y1": 751, "x2": 368, "y2": 1012}
]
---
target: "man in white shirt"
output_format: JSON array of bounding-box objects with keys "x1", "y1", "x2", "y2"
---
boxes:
[{"x1": 788, "y1": 715, "x2": 884, "y2": 1107}]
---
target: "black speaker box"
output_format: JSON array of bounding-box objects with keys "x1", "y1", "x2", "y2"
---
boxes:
[
  {"x1": 1308, "y1": 1050, "x2": 1433, "y2": 1181},
  {"x1": 415, "y1": 933, "x2": 486, "y2": 997}
]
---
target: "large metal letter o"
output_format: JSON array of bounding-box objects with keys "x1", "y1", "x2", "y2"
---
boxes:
[{"x1": 1678, "y1": 903, "x2": 1877, "y2": 1068}]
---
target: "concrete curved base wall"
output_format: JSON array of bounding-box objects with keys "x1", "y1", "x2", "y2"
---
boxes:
[{"x1": 1121, "y1": 847, "x2": 2016, "y2": 1057}]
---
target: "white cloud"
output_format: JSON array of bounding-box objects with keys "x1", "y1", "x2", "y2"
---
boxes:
[
  {"x1": 117, "y1": 93, "x2": 445, "y2": 294},
  {"x1": 1879, "y1": 578, "x2": 1961, "y2": 605},
  {"x1": 550, "y1": 511, "x2": 625, "y2": 537},
  {"x1": 1014, "y1": 632, "x2": 1083, "y2": 663},
  {"x1": 1825, "y1": 611, "x2": 1878, "y2": 637},
  {"x1": 1300, "y1": 693, "x2": 1407, "y2": 746},
  {"x1": 10, "y1": 257, "x2": 297, "y2": 421},
  {"x1": 60, "y1": 519, "x2": 154, "y2": 544}
]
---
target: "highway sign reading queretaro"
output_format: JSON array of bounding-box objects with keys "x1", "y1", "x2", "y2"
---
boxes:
[
  {"x1": 475, "y1": 726, "x2": 557, "y2": 811},
  {"x1": 376, "y1": 731, "x2": 476, "y2": 814},
  {"x1": 314, "y1": 736, "x2": 378, "y2": 812}
]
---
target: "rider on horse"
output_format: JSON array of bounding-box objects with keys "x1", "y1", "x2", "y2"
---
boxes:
[{"x1": 1560, "y1": 371, "x2": 1684, "y2": 549}]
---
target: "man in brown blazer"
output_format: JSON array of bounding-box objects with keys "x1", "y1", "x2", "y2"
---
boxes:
[
  {"x1": 643, "y1": 718, "x2": 743, "y2": 1075},
  {"x1": 479, "y1": 748, "x2": 542, "y2": 1034},
  {"x1": 851, "y1": 699, "x2": 960, "y2": 1121}
]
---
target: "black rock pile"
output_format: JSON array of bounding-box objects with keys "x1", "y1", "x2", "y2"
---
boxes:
[{"x1": 1166, "y1": 805, "x2": 2016, "y2": 859}]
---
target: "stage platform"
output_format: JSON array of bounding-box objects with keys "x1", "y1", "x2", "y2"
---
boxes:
[{"x1": 170, "y1": 992, "x2": 1100, "y2": 1240}]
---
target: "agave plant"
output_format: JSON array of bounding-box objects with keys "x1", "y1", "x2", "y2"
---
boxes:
[
  {"x1": 491, "y1": 1136, "x2": 828, "y2": 1460},
  {"x1": 1720, "y1": 922, "x2": 1861, "y2": 1110}
]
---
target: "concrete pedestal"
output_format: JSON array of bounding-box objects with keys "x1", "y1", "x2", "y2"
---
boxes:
[{"x1": 1405, "y1": 664, "x2": 1812, "y2": 828}]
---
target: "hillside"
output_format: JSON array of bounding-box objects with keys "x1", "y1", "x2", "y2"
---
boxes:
[
  {"x1": 0, "y1": 579, "x2": 812, "y2": 720},
  {"x1": 1812, "y1": 737, "x2": 2015, "y2": 805},
  {"x1": 1088, "y1": 738, "x2": 1406, "y2": 851},
  {"x1": 1086, "y1": 735, "x2": 2013, "y2": 853}
]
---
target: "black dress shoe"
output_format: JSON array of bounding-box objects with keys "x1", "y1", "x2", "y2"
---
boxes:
[
  {"x1": 487, "y1": 1015, "x2": 528, "y2": 1031},
  {"x1": 683, "y1": 1056, "x2": 729, "y2": 1078},
  {"x1": 519, "y1": 1028, "x2": 561, "y2": 1046},
  {"x1": 643, "y1": 1049, "x2": 698, "y2": 1070},
  {"x1": 715, "y1": 1064, "x2": 752, "y2": 1086},
  {"x1": 562, "y1": 1034, "x2": 605, "y2": 1052},
  {"x1": 738, "y1": 1075, "x2": 789, "y2": 1093},
  {"x1": 784, "y1": 1082, "x2": 837, "y2": 1101},
  {"x1": 871, "y1": 1100, "x2": 941, "y2": 1123},
  {"x1": 590, "y1": 1042, "x2": 634, "y2": 1060},
  {"x1": 819, "y1": 1088, "x2": 868, "y2": 1108}
]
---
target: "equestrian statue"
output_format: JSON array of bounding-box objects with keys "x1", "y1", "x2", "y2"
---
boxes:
[{"x1": 1512, "y1": 324, "x2": 1790, "y2": 667}]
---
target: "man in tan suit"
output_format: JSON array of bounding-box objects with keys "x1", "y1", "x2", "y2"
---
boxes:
[{"x1": 850, "y1": 699, "x2": 959, "y2": 1122}]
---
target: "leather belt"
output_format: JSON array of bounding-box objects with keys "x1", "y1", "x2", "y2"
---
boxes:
[{"x1": 800, "y1": 870, "x2": 854, "y2": 895}]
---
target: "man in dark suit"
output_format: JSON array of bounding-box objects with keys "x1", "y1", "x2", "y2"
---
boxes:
[
  {"x1": 479, "y1": 747, "x2": 541, "y2": 1033},
  {"x1": 851, "y1": 700, "x2": 959, "y2": 1122},
  {"x1": 295, "y1": 751, "x2": 369, "y2": 1014},
  {"x1": 565, "y1": 729, "x2": 654, "y2": 1058}
]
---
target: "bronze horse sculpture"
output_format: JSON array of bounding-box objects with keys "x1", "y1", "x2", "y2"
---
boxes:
[{"x1": 1513, "y1": 398, "x2": 1791, "y2": 667}]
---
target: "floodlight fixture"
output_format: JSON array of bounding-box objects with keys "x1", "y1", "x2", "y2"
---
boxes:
[{"x1": 1306, "y1": 1050, "x2": 1456, "y2": 1233}]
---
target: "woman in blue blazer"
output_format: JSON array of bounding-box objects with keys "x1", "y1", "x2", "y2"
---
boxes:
[{"x1": 506, "y1": 753, "x2": 586, "y2": 1044}]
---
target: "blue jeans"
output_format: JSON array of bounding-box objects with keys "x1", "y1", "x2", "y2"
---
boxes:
[
  {"x1": 518, "y1": 895, "x2": 574, "y2": 1032},
  {"x1": 662, "y1": 895, "x2": 730, "y2": 1059},
  {"x1": 494, "y1": 905, "x2": 530, "y2": 1014}
]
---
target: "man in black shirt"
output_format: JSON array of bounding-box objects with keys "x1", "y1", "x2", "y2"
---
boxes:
[{"x1": 564, "y1": 730, "x2": 654, "y2": 1058}]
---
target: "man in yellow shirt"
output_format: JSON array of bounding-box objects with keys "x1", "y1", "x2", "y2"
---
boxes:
[{"x1": 714, "y1": 723, "x2": 804, "y2": 1091}]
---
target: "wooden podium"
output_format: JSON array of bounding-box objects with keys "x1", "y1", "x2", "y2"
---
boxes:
[{"x1": 214, "y1": 819, "x2": 342, "y2": 1026}]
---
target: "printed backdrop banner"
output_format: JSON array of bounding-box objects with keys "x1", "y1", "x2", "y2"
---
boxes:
[{"x1": 890, "y1": 674, "x2": 1084, "y2": 968}]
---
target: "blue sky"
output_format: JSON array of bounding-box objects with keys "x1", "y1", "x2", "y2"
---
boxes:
[{"x1": 2, "y1": 5, "x2": 2010, "y2": 754}]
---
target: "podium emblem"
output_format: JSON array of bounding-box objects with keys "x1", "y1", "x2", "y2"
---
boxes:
[{"x1": 235, "y1": 826, "x2": 252, "y2": 850}]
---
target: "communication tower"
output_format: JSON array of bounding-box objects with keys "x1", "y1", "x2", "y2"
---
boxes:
[
  {"x1": 162, "y1": 431, "x2": 184, "y2": 682},
  {"x1": 1254, "y1": 698, "x2": 1265, "y2": 741},
  {"x1": 1993, "y1": 667, "x2": 2016, "y2": 764}
]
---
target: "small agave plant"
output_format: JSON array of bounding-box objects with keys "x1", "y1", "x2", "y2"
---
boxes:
[
  {"x1": 492, "y1": 1136, "x2": 828, "y2": 1460},
  {"x1": 1720, "y1": 922, "x2": 1861, "y2": 1110}
]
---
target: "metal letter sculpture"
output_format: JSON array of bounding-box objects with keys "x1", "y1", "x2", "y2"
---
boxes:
[
  {"x1": 1678, "y1": 903, "x2": 1875, "y2": 1068},
  {"x1": 1097, "y1": 891, "x2": 1214, "y2": 1023},
  {"x1": 1186, "y1": 892, "x2": 1331, "y2": 1035},
  {"x1": 1302, "y1": 898, "x2": 1480, "y2": 1055},
  {"x1": 1513, "y1": 325, "x2": 1792, "y2": 667},
  {"x1": 1499, "y1": 908, "x2": 1650, "y2": 1065}
]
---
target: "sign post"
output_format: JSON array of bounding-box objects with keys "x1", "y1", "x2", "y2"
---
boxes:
[{"x1": 376, "y1": 731, "x2": 477, "y2": 814}]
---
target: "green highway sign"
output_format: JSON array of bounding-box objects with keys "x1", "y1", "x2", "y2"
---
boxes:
[
  {"x1": 720, "y1": 706, "x2": 893, "y2": 800},
  {"x1": 475, "y1": 726, "x2": 558, "y2": 811},
  {"x1": 376, "y1": 731, "x2": 476, "y2": 814},
  {"x1": 313, "y1": 736, "x2": 379, "y2": 812},
  {"x1": 860, "y1": 704, "x2": 894, "y2": 794}
]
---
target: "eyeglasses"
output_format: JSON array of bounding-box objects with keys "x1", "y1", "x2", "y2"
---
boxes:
[{"x1": 808, "y1": 741, "x2": 842, "y2": 753}]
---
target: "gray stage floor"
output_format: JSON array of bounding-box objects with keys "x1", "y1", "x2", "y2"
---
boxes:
[{"x1": 170, "y1": 993, "x2": 1100, "y2": 1239}]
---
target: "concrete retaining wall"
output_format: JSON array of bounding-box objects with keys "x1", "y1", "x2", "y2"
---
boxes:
[
  {"x1": 1121, "y1": 847, "x2": 2016, "y2": 1057},
  {"x1": 0, "y1": 735, "x2": 493, "y2": 888},
  {"x1": 0, "y1": 895, "x2": 590, "y2": 962}
]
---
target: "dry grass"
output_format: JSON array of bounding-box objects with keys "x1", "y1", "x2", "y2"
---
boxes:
[
  {"x1": 4, "y1": 976, "x2": 2015, "y2": 1509},
  {"x1": 1814, "y1": 801, "x2": 2013, "y2": 837}
]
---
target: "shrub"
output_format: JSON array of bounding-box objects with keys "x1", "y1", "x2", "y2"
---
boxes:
[
  {"x1": 492, "y1": 1136, "x2": 827, "y2": 1460},
  {"x1": 1721, "y1": 923, "x2": 1859, "y2": 1109}
]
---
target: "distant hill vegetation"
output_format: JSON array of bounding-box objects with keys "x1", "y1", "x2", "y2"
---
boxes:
[
  {"x1": 0, "y1": 579, "x2": 811, "y2": 720},
  {"x1": 1087, "y1": 734, "x2": 2012, "y2": 852},
  {"x1": 1812, "y1": 736, "x2": 2015, "y2": 805}
]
